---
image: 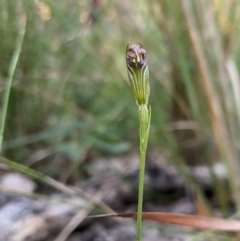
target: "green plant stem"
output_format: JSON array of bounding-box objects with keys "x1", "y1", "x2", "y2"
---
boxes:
[
  {"x1": 0, "y1": 17, "x2": 26, "y2": 151},
  {"x1": 136, "y1": 105, "x2": 151, "y2": 241},
  {"x1": 136, "y1": 147, "x2": 146, "y2": 241}
]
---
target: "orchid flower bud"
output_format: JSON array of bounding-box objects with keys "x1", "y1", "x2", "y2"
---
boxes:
[{"x1": 126, "y1": 44, "x2": 150, "y2": 106}]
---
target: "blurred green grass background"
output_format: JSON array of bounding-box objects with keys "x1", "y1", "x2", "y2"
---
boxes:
[{"x1": 1, "y1": 0, "x2": 240, "y2": 216}]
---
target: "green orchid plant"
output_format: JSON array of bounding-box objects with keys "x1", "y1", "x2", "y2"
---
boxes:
[{"x1": 126, "y1": 44, "x2": 151, "y2": 241}]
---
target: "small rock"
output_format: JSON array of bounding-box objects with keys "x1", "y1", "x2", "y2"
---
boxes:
[{"x1": 1, "y1": 173, "x2": 36, "y2": 194}]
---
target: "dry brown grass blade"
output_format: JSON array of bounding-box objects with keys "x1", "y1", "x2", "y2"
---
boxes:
[
  {"x1": 88, "y1": 212, "x2": 240, "y2": 231},
  {"x1": 180, "y1": 0, "x2": 240, "y2": 210},
  {"x1": 195, "y1": 191, "x2": 211, "y2": 217}
]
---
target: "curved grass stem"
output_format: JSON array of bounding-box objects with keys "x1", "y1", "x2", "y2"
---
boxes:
[{"x1": 0, "y1": 15, "x2": 26, "y2": 151}]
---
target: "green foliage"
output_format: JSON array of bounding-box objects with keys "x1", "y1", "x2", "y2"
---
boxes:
[{"x1": 1, "y1": 0, "x2": 240, "y2": 223}]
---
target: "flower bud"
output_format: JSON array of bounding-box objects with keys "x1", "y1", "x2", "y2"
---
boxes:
[{"x1": 126, "y1": 44, "x2": 150, "y2": 106}]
